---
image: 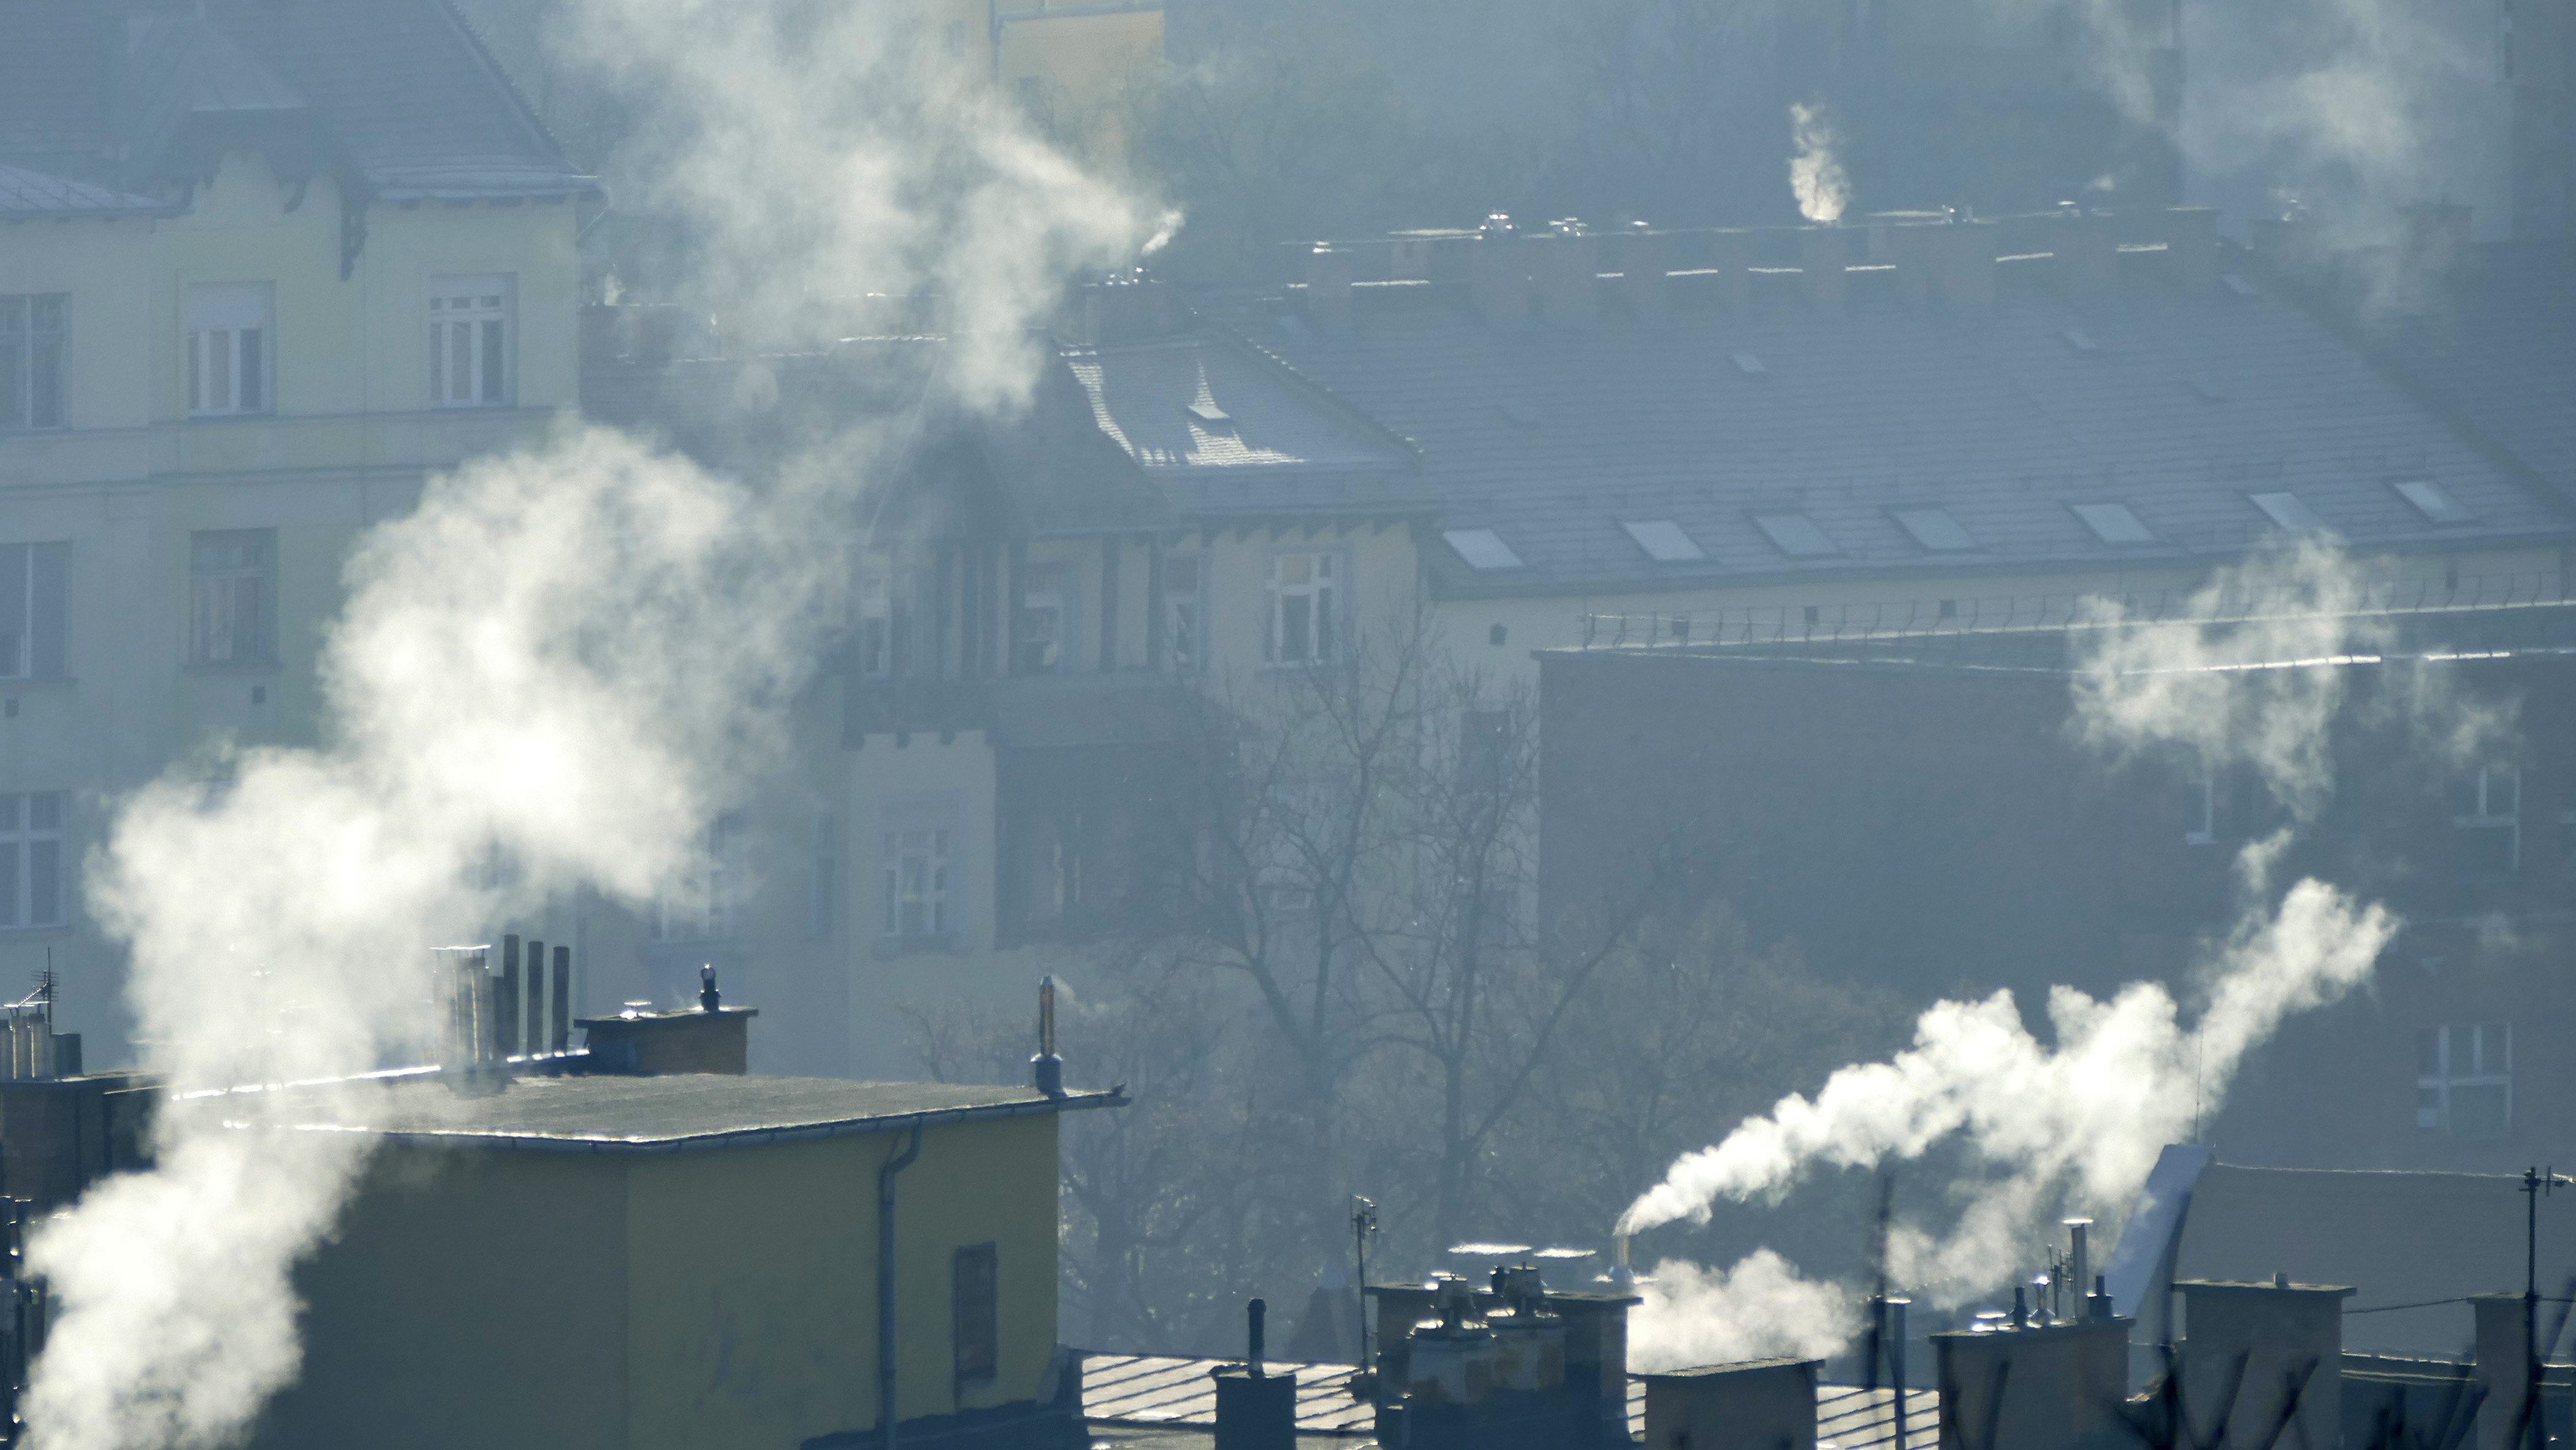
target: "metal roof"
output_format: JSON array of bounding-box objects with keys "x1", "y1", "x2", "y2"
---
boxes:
[
  {"x1": 1189, "y1": 271, "x2": 2572, "y2": 599},
  {"x1": 209, "y1": 1072, "x2": 1122, "y2": 1152},
  {"x1": 1077, "y1": 1354, "x2": 1941, "y2": 1448}
]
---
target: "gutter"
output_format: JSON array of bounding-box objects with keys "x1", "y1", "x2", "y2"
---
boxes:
[
  {"x1": 880, "y1": 1119, "x2": 924, "y2": 1450},
  {"x1": 266, "y1": 1088, "x2": 1129, "y2": 1153}
]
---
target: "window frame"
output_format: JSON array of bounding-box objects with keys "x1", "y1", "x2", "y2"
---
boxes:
[
  {"x1": 1164, "y1": 553, "x2": 1203, "y2": 674},
  {"x1": 1265, "y1": 548, "x2": 1344, "y2": 666},
  {"x1": 186, "y1": 282, "x2": 274, "y2": 419},
  {"x1": 187, "y1": 528, "x2": 278, "y2": 668},
  {"x1": 0, "y1": 792, "x2": 67, "y2": 932},
  {"x1": 649, "y1": 814, "x2": 747, "y2": 943},
  {"x1": 427, "y1": 273, "x2": 516, "y2": 410},
  {"x1": 1015, "y1": 562, "x2": 1070, "y2": 675},
  {"x1": 880, "y1": 826, "x2": 953, "y2": 944},
  {"x1": 2418, "y1": 1022, "x2": 2512, "y2": 1137},
  {"x1": 0, "y1": 292, "x2": 69, "y2": 431},
  {"x1": 2453, "y1": 763, "x2": 2521, "y2": 876},
  {"x1": 0, "y1": 541, "x2": 69, "y2": 682}
]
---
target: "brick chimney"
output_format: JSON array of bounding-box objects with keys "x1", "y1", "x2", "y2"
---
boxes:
[
  {"x1": 1933, "y1": 1313, "x2": 2129, "y2": 1450},
  {"x1": 1800, "y1": 225, "x2": 1848, "y2": 309}
]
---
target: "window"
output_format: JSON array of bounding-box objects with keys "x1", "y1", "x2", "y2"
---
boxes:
[
  {"x1": 1443, "y1": 529, "x2": 1523, "y2": 571},
  {"x1": 1621, "y1": 520, "x2": 1707, "y2": 563},
  {"x1": 1266, "y1": 552, "x2": 1339, "y2": 665},
  {"x1": 1164, "y1": 554, "x2": 1202, "y2": 673},
  {"x1": 1891, "y1": 506, "x2": 1976, "y2": 552},
  {"x1": 2454, "y1": 763, "x2": 2520, "y2": 876},
  {"x1": 882, "y1": 828, "x2": 950, "y2": 941},
  {"x1": 650, "y1": 814, "x2": 746, "y2": 941},
  {"x1": 0, "y1": 294, "x2": 67, "y2": 430},
  {"x1": 2418, "y1": 1023, "x2": 2510, "y2": 1136},
  {"x1": 0, "y1": 543, "x2": 69, "y2": 681},
  {"x1": 809, "y1": 812, "x2": 837, "y2": 942},
  {"x1": 953, "y1": 1242, "x2": 999, "y2": 1384},
  {"x1": 0, "y1": 793, "x2": 64, "y2": 931},
  {"x1": 188, "y1": 530, "x2": 275, "y2": 666},
  {"x1": 428, "y1": 274, "x2": 513, "y2": 408},
  {"x1": 855, "y1": 568, "x2": 893, "y2": 679},
  {"x1": 2248, "y1": 491, "x2": 2328, "y2": 533},
  {"x1": 188, "y1": 283, "x2": 272, "y2": 417},
  {"x1": 2393, "y1": 479, "x2": 2475, "y2": 525},
  {"x1": 2071, "y1": 502, "x2": 2155, "y2": 546},
  {"x1": 1731, "y1": 351, "x2": 1767, "y2": 375},
  {"x1": 1755, "y1": 513, "x2": 1837, "y2": 558},
  {"x1": 1015, "y1": 563, "x2": 1067, "y2": 674}
]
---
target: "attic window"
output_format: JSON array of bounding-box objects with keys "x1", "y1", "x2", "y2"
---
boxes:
[
  {"x1": 2070, "y1": 502, "x2": 2155, "y2": 545},
  {"x1": 1185, "y1": 401, "x2": 1233, "y2": 429},
  {"x1": 1891, "y1": 506, "x2": 1977, "y2": 551},
  {"x1": 2248, "y1": 490, "x2": 2328, "y2": 532},
  {"x1": 1621, "y1": 520, "x2": 1707, "y2": 562},
  {"x1": 2061, "y1": 328, "x2": 2101, "y2": 354},
  {"x1": 1754, "y1": 513, "x2": 1837, "y2": 558},
  {"x1": 2395, "y1": 478, "x2": 2475, "y2": 524},
  {"x1": 1444, "y1": 528, "x2": 1525, "y2": 570},
  {"x1": 1731, "y1": 352, "x2": 1767, "y2": 376},
  {"x1": 2221, "y1": 274, "x2": 2258, "y2": 297}
]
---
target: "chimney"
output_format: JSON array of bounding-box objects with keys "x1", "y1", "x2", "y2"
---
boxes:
[
  {"x1": 1932, "y1": 1308, "x2": 2130, "y2": 1450},
  {"x1": 2052, "y1": 212, "x2": 2118, "y2": 298},
  {"x1": 1530, "y1": 222, "x2": 1599, "y2": 326},
  {"x1": 2163, "y1": 206, "x2": 2220, "y2": 294},
  {"x1": 573, "y1": 972, "x2": 756, "y2": 1075},
  {"x1": 2472, "y1": 1293, "x2": 2534, "y2": 1450},
  {"x1": 1938, "y1": 219, "x2": 2000, "y2": 307},
  {"x1": 1800, "y1": 226, "x2": 1848, "y2": 309},
  {"x1": 1707, "y1": 228, "x2": 1753, "y2": 307},
  {"x1": 1081, "y1": 270, "x2": 1178, "y2": 345},
  {"x1": 432, "y1": 945, "x2": 500, "y2": 1072},
  {"x1": 1619, "y1": 224, "x2": 1669, "y2": 322},
  {"x1": 1031, "y1": 975, "x2": 1065, "y2": 1097},
  {"x1": 2062, "y1": 1218, "x2": 2093, "y2": 1320},
  {"x1": 1303, "y1": 245, "x2": 1355, "y2": 333},
  {"x1": 1885, "y1": 219, "x2": 1945, "y2": 304},
  {"x1": 1469, "y1": 215, "x2": 1531, "y2": 325},
  {"x1": 2173, "y1": 1278, "x2": 2351, "y2": 1450},
  {"x1": 1640, "y1": 1357, "x2": 1819, "y2": 1450},
  {"x1": 1212, "y1": 1298, "x2": 1295, "y2": 1450}
]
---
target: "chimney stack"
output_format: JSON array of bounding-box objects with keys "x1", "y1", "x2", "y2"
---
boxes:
[
  {"x1": 1530, "y1": 221, "x2": 1599, "y2": 326},
  {"x1": 1303, "y1": 245, "x2": 1355, "y2": 333},
  {"x1": 1800, "y1": 226, "x2": 1848, "y2": 309},
  {"x1": 1939, "y1": 220, "x2": 2000, "y2": 307},
  {"x1": 1640, "y1": 1357, "x2": 1820, "y2": 1450},
  {"x1": 2173, "y1": 1278, "x2": 2350, "y2": 1450},
  {"x1": 2164, "y1": 206, "x2": 2219, "y2": 294},
  {"x1": 1031, "y1": 975, "x2": 1064, "y2": 1097},
  {"x1": 1213, "y1": 1297, "x2": 1295, "y2": 1450},
  {"x1": 2063, "y1": 1218, "x2": 2092, "y2": 1320},
  {"x1": 2052, "y1": 212, "x2": 2118, "y2": 298},
  {"x1": 1619, "y1": 224, "x2": 1669, "y2": 322},
  {"x1": 1470, "y1": 215, "x2": 1531, "y2": 326},
  {"x1": 1707, "y1": 228, "x2": 1753, "y2": 308}
]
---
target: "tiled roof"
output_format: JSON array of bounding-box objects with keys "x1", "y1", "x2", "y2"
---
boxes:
[
  {"x1": 1061, "y1": 335, "x2": 1435, "y2": 522},
  {"x1": 1077, "y1": 1354, "x2": 1941, "y2": 1447},
  {"x1": 0, "y1": 164, "x2": 169, "y2": 218},
  {"x1": 0, "y1": 0, "x2": 589, "y2": 200},
  {"x1": 2350, "y1": 243, "x2": 2576, "y2": 506},
  {"x1": 1189, "y1": 270, "x2": 2573, "y2": 599}
]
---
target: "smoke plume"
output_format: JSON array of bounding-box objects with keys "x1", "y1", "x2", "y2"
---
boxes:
[
  {"x1": 1788, "y1": 102, "x2": 1850, "y2": 224},
  {"x1": 1630, "y1": 1251, "x2": 1862, "y2": 1372},
  {"x1": 1620, "y1": 546, "x2": 2429, "y2": 1362},
  {"x1": 21, "y1": 6, "x2": 1156, "y2": 1445}
]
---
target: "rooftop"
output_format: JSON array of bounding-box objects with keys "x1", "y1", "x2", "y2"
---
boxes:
[{"x1": 199, "y1": 1072, "x2": 1121, "y2": 1153}]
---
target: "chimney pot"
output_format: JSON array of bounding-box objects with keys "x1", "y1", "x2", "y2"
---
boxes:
[
  {"x1": 1031, "y1": 975, "x2": 1065, "y2": 1097},
  {"x1": 698, "y1": 964, "x2": 720, "y2": 1013}
]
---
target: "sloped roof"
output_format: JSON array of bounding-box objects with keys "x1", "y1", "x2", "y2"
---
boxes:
[
  {"x1": 2350, "y1": 243, "x2": 2576, "y2": 507},
  {"x1": 0, "y1": 0, "x2": 589, "y2": 200},
  {"x1": 0, "y1": 163, "x2": 170, "y2": 218},
  {"x1": 1061, "y1": 334, "x2": 1435, "y2": 522},
  {"x1": 1194, "y1": 269, "x2": 2573, "y2": 599}
]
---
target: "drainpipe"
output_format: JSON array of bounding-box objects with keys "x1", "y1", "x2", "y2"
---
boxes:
[{"x1": 880, "y1": 1120, "x2": 925, "y2": 1450}]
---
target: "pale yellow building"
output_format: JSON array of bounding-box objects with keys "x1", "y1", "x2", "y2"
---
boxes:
[{"x1": 0, "y1": 0, "x2": 592, "y2": 1049}]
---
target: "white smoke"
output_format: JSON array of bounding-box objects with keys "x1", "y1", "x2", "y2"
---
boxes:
[
  {"x1": 1630, "y1": 1251, "x2": 1862, "y2": 1372},
  {"x1": 1788, "y1": 102, "x2": 1850, "y2": 224},
  {"x1": 21, "y1": 4, "x2": 1158, "y2": 1444},
  {"x1": 1619, "y1": 546, "x2": 2429, "y2": 1364}
]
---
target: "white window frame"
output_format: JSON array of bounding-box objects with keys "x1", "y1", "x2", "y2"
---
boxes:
[
  {"x1": 2454, "y1": 763, "x2": 2521, "y2": 874},
  {"x1": 187, "y1": 283, "x2": 273, "y2": 418},
  {"x1": 1016, "y1": 562, "x2": 1069, "y2": 674},
  {"x1": 1164, "y1": 553, "x2": 1202, "y2": 674},
  {"x1": 188, "y1": 528, "x2": 276, "y2": 666},
  {"x1": 0, "y1": 792, "x2": 66, "y2": 931},
  {"x1": 428, "y1": 273, "x2": 515, "y2": 409},
  {"x1": 2418, "y1": 1022, "x2": 2511, "y2": 1136},
  {"x1": 0, "y1": 293, "x2": 68, "y2": 430},
  {"x1": 0, "y1": 542, "x2": 67, "y2": 682},
  {"x1": 881, "y1": 827, "x2": 951, "y2": 942},
  {"x1": 1265, "y1": 549, "x2": 1342, "y2": 666}
]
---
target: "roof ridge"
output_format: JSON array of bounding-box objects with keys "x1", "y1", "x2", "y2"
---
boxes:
[{"x1": 430, "y1": 0, "x2": 589, "y2": 186}]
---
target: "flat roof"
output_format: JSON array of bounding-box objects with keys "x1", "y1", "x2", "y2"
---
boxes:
[{"x1": 195, "y1": 1073, "x2": 1122, "y2": 1153}]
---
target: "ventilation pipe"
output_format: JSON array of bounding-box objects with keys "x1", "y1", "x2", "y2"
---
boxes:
[
  {"x1": 1032, "y1": 976, "x2": 1064, "y2": 1097},
  {"x1": 2063, "y1": 1218, "x2": 2092, "y2": 1322}
]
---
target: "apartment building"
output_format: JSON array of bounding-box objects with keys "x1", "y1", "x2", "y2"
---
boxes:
[{"x1": 0, "y1": 0, "x2": 591, "y2": 1049}]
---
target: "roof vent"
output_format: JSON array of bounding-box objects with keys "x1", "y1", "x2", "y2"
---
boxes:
[
  {"x1": 1185, "y1": 400, "x2": 1235, "y2": 430},
  {"x1": 1621, "y1": 519, "x2": 1707, "y2": 562}
]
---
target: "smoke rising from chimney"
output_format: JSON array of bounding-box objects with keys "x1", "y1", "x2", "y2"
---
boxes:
[
  {"x1": 1618, "y1": 546, "x2": 2451, "y2": 1360},
  {"x1": 18, "y1": 6, "x2": 1158, "y2": 1445},
  {"x1": 1787, "y1": 103, "x2": 1850, "y2": 224}
]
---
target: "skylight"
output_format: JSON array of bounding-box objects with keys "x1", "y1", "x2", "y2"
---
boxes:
[
  {"x1": 2393, "y1": 478, "x2": 2475, "y2": 524},
  {"x1": 2248, "y1": 491, "x2": 2328, "y2": 532},
  {"x1": 2061, "y1": 328, "x2": 2100, "y2": 354},
  {"x1": 1185, "y1": 401, "x2": 1233, "y2": 428},
  {"x1": 1621, "y1": 520, "x2": 1707, "y2": 562},
  {"x1": 1732, "y1": 352, "x2": 1767, "y2": 376},
  {"x1": 1754, "y1": 513, "x2": 1837, "y2": 558},
  {"x1": 1891, "y1": 506, "x2": 1977, "y2": 552},
  {"x1": 2221, "y1": 273, "x2": 2258, "y2": 297},
  {"x1": 2070, "y1": 502, "x2": 2155, "y2": 545},
  {"x1": 1444, "y1": 528, "x2": 1525, "y2": 570}
]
